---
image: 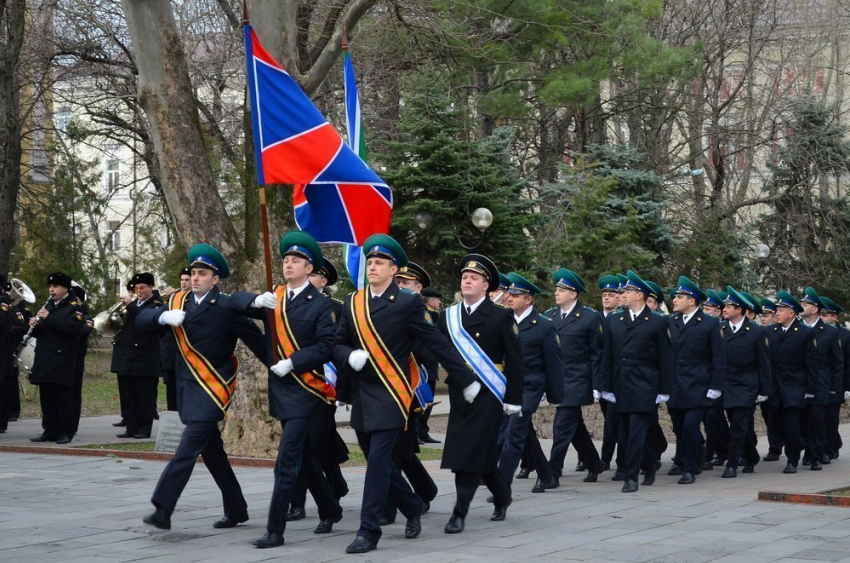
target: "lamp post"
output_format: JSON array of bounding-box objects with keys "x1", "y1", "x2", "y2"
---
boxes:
[{"x1": 755, "y1": 243, "x2": 770, "y2": 290}]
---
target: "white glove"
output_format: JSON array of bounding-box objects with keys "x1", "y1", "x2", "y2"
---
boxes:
[
  {"x1": 271, "y1": 358, "x2": 293, "y2": 377},
  {"x1": 463, "y1": 381, "x2": 481, "y2": 404},
  {"x1": 805, "y1": 393, "x2": 815, "y2": 399},
  {"x1": 348, "y1": 349, "x2": 370, "y2": 371},
  {"x1": 844, "y1": 391, "x2": 850, "y2": 401},
  {"x1": 504, "y1": 403, "x2": 522, "y2": 415},
  {"x1": 656, "y1": 394, "x2": 669, "y2": 404},
  {"x1": 592, "y1": 389, "x2": 601, "y2": 401},
  {"x1": 601, "y1": 392, "x2": 616, "y2": 403},
  {"x1": 159, "y1": 309, "x2": 186, "y2": 326},
  {"x1": 707, "y1": 389, "x2": 722, "y2": 400},
  {"x1": 756, "y1": 395, "x2": 768, "y2": 403},
  {"x1": 253, "y1": 291, "x2": 277, "y2": 309},
  {"x1": 335, "y1": 400, "x2": 349, "y2": 408}
]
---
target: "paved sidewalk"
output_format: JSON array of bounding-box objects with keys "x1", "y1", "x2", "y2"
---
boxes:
[{"x1": 2, "y1": 427, "x2": 850, "y2": 562}]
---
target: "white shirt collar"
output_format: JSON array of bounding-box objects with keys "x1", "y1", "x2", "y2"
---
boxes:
[
  {"x1": 465, "y1": 295, "x2": 487, "y2": 315},
  {"x1": 194, "y1": 291, "x2": 211, "y2": 305},
  {"x1": 804, "y1": 317, "x2": 820, "y2": 328},
  {"x1": 287, "y1": 279, "x2": 311, "y2": 300},
  {"x1": 682, "y1": 309, "x2": 698, "y2": 324},
  {"x1": 730, "y1": 318, "x2": 745, "y2": 332},
  {"x1": 559, "y1": 301, "x2": 578, "y2": 317},
  {"x1": 514, "y1": 306, "x2": 533, "y2": 325}
]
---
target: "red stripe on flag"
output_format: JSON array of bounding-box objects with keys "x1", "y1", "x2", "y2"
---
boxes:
[
  {"x1": 261, "y1": 124, "x2": 341, "y2": 184},
  {"x1": 250, "y1": 30, "x2": 284, "y2": 70},
  {"x1": 337, "y1": 184, "x2": 392, "y2": 243},
  {"x1": 293, "y1": 185, "x2": 307, "y2": 206}
]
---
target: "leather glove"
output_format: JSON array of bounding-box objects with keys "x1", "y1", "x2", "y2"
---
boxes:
[
  {"x1": 271, "y1": 358, "x2": 293, "y2": 377},
  {"x1": 592, "y1": 389, "x2": 601, "y2": 401},
  {"x1": 601, "y1": 392, "x2": 616, "y2": 403},
  {"x1": 656, "y1": 394, "x2": 670, "y2": 404},
  {"x1": 707, "y1": 389, "x2": 722, "y2": 400},
  {"x1": 805, "y1": 393, "x2": 815, "y2": 399},
  {"x1": 159, "y1": 310, "x2": 186, "y2": 326},
  {"x1": 845, "y1": 391, "x2": 850, "y2": 401},
  {"x1": 348, "y1": 349, "x2": 370, "y2": 371},
  {"x1": 463, "y1": 381, "x2": 481, "y2": 404},
  {"x1": 253, "y1": 291, "x2": 277, "y2": 309},
  {"x1": 756, "y1": 395, "x2": 768, "y2": 403},
  {"x1": 503, "y1": 403, "x2": 522, "y2": 415}
]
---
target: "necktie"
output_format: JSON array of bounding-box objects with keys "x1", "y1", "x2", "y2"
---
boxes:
[
  {"x1": 466, "y1": 306, "x2": 472, "y2": 315},
  {"x1": 289, "y1": 290, "x2": 295, "y2": 301},
  {"x1": 561, "y1": 312, "x2": 567, "y2": 320},
  {"x1": 733, "y1": 325, "x2": 738, "y2": 333}
]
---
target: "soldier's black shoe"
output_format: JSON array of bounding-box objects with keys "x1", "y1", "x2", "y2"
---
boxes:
[
  {"x1": 802, "y1": 457, "x2": 812, "y2": 466},
  {"x1": 611, "y1": 470, "x2": 626, "y2": 481},
  {"x1": 133, "y1": 433, "x2": 151, "y2": 439},
  {"x1": 56, "y1": 436, "x2": 71, "y2": 445},
  {"x1": 532, "y1": 479, "x2": 546, "y2": 493},
  {"x1": 811, "y1": 460, "x2": 823, "y2": 471},
  {"x1": 253, "y1": 532, "x2": 284, "y2": 549},
  {"x1": 420, "y1": 434, "x2": 440, "y2": 444},
  {"x1": 30, "y1": 435, "x2": 50, "y2": 443},
  {"x1": 621, "y1": 479, "x2": 638, "y2": 493},
  {"x1": 783, "y1": 462, "x2": 797, "y2": 474},
  {"x1": 667, "y1": 464, "x2": 683, "y2": 476},
  {"x1": 213, "y1": 514, "x2": 248, "y2": 528},
  {"x1": 314, "y1": 513, "x2": 342, "y2": 534},
  {"x1": 405, "y1": 516, "x2": 422, "y2": 539},
  {"x1": 116, "y1": 432, "x2": 133, "y2": 438},
  {"x1": 642, "y1": 462, "x2": 660, "y2": 486},
  {"x1": 285, "y1": 506, "x2": 306, "y2": 521},
  {"x1": 584, "y1": 471, "x2": 599, "y2": 483},
  {"x1": 722, "y1": 466, "x2": 737, "y2": 478},
  {"x1": 112, "y1": 420, "x2": 127, "y2": 427},
  {"x1": 678, "y1": 472, "x2": 695, "y2": 484},
  {"x1": 444, "y1": 515, "x2": 465, "y2": 534},
  {"x1": 701, "y1": 460, "x2": 714, "y2": 471},
  {"x1": 575, "y1": 461, "x2": 585, "y2": 472},
  {"x1": 345, "y1": 536, "x2": 376, "y2": 554},
  {"x1": 143, "y1": 509, "x2": 171, "y2": 530},
  {"x1": 742, "y1": 465, "x2": 755, "y2": 473},
  {"x1": 516, "y1": 467, "x2": 532, "y2": 479},
  {"x1": 490, "y1": 498, "x2": 511, "y2": 521},
  {"x1": 601, "y1": 461, "x2": 611, "y2": 472},
  {"x1": 763, "y1": 452, "x2": 780, "y2": 462},
  {"x1": 822, "y1": 455, "x2": 831, "y2": 464},
  {"x1": 711, "y1": 456, "x2": 726, "y2": 467}
]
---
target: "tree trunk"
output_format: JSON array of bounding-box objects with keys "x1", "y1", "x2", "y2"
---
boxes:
[{"x1": 0, "y1": 0, "x2": 26, "y2": 275}]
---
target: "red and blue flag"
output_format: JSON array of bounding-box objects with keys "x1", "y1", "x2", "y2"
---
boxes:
[{"x1": 244, "y1": 24, "x2": 392, "y2": 245}]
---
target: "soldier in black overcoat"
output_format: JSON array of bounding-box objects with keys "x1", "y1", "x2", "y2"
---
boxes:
[
  {"x1": 766, "y1": 291, "x2": 819, "y2": 473},
  {"x1": 110, "y1": 280, "x2": 135, "y2": 428},
  {"x1": 0, "y1": 275, "x2": 26, "y2": 432},
  {"x1": 798, "y1": 287, "x2": 843, "y2": 470},
  {"x1": 438, "y1": 254, "x2": 524, "y2": 532},
  {"x1": 820, "y1": 296, "x2": 850, "y2": 461},
  {"x1": 160, "y1": 267, "x2": 191, "y2": 411},
  {"x1": 597, "y1": 275, "x2": 623, "y2": 472},
  {"x1": 542, "y1": 268, "x2": 603, "y2": 487},
  {"x1": 666, "y1": 277, "x2": 726, "y2": 485},
  {"x1": 332, "y1": 235, "x2": 476, "y2": 554},
  {"x1": 497, "y1": 272, "x2": 563, "y2": 493},
  {"x1": 137, "y1": 244, "x2": 266, "y2": 531},
  {"x1": 719, "y1": 287, "x2": 771, "y2": 477},
  {"x1": 598, "y1": 270, "x2": 673, "y2": 493},
  {"x1": 28, "y1": 272, "x2": 84, "y2": 444},
  {"x1": 69, "y1": 284, "x2": 94, "y2": 437}
]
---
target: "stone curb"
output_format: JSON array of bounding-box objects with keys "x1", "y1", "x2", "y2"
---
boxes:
[{"x1": 758, "y1": 489, "x2": 850, "y2": 507}]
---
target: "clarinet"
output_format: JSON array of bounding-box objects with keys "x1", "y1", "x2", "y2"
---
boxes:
[{"x1": 22, "y1": 297, "x2": 51, "y2": 345}]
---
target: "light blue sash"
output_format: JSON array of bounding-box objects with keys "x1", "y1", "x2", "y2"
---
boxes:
[{"x1": 446, "y1": 303, "x2": 506, "y2": 403}]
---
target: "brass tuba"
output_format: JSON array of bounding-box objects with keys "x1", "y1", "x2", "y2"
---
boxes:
[
  {"x1": 94, "y1": 301, "x2": 127, "y2": 337},
  {"x1": 9, "y1": 278, "x2": 36, "y2": 306}
]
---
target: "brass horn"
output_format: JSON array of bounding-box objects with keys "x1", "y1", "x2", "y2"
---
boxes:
[
  {"x1": 9, "y1": 278, "x2": 36, "y2": 306},
  {"x1": 94, "y1": 300, "x2": 127, "y2": 337}
]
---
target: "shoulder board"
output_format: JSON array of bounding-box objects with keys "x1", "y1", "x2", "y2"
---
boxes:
[
  {"x1": 153, "y1": 299, "x2": 164, "y2": 306},
  {"x1": 651, "y1": 311, "x2": 667, "y2": 318},
  {"x1": 538, "y1": 315, "x2": 553, "y2": 322},
  {"x1": 583, "y1": 306, "x2": 597, "y2": 313},
  {"x1": 494, "y1": 302, "x2": 510, "y2": 309},
  {"x1": 544, "y1": 307, "x2": 557, "y2": 316},
  {"x1": 332, "y1": 297, "x2": 343, "y2": 304},
  {"x1": 0, "y1": 303, "x2": 8, "y2": 312},
  {"x1": 70, "y1": 300, "x2": 78, "y2": 306},
  {"x1": 220, "y1": 292, "x2": 230, "y2": 297},
  {"x1": 399, "y1": 288, "x2": 415, "y2": 295}
]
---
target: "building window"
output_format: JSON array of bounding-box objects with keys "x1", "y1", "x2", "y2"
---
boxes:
[
  {"x1": 55, "y1": 108, "x2": 72, "y2": 134},
  {"x1": 105, "y1": 158, "x2": 120, "y2": 193},
  {"x1": 106, "y1": 220, "x2": 121, "y2": 253}
]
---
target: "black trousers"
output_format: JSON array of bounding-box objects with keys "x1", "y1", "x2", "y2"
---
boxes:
[
  {"x1": 0, "y1": 366, "x2": 11, "y2": 431},
  {"x1": 519, "y1": 424, "x2": 540, "y2": 471},
  {"x1": 498, "y1": 411, "x2": 550, "y2": 485},
  {"x1": 267, "y1": 417, "x2": 341, "y2": 534},
  {"x1": 122, "y1": 376, "x2": 158, "y2": 436},
  {"x1": 825, "y1": 403, "x2": 843, "y2": 459},
  {"x1": 116, "y1": 375, "x2": 130, "y2": 421},
  {"x1": 669, "y1": 407, "x2": 706, "y2": 474},
  {"x1": 549, "y1": 405, "x2": 602, "y2": 476},
  {"x1": 383, "y1": 425, "x2": 438, "y2": 521},
  {"x1": 7, "y1": 367, "x2": 21, "y2": 419},
  {"x1": 761, "y1": 401, "x2": 784, "y2": 455},
  {"x1": 704, "y1": 404, "x2": 730, "y2": 461},
  {"x1": 417, "y1": 380, "x2": 437, "y2": 437},
  {"x1": 151, "y1": 420, "x2": 247, "y2": 518},
  {"x1": 355, "y1": 429, "x2": 422, "y2": 544},
  {"x1": 162, "y1": 370, "x2": 178, "y2": 411},
  {"x1": 71, "y1": 345, "x2": 87, "y2": 434},
  {"x1": 726, "y1": 407, "x2": 759, "y2": 469},
  {"x1": 39, "y1": 383, "x2": 75, "y2": 439},
  {"x1": 453, "y1": 468, "x2": 510, "y2": 519},
  {"x1": 775, "y1": 404, "x2": 803, "y2": 465},
  {"x1": 803, "y1": 404, "x2": 826, "y2": 462},
  {"x1": 617, "y1": 411, "x2": 656, "y2": 482},
  {"x1": 601, "y1": 402, "x2": 623, "y2": 467}
]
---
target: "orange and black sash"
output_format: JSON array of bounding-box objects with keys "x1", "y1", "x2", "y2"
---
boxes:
[
  {"x1": 350, "y1": 288, "x2": 420, "y2": 422},
  {"x1": 273, "y1": 286, "x2": 336, "y2": 403},
  {"x1": 169, "y1": 290, "x2": 238, "y2": 414}
]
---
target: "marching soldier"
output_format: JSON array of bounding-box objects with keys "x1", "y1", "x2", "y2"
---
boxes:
[
  {"x1": 111, "y1": 280, "x2": 136, "y2": 429},
  {"x1": 70, "y1": 284, "x2": 94, "y2": 437},
  {"x1": 760, "y1": 299, "x2": 777, "y2": 327},
  {"x1": 332, "y1": 235, "x2": 476, "y2": 553},
  {"x1": 666, "y1": 277, "x2": 726, "y2": 485},
  {"x1": 418, "y1": 286, "x2": 443, "y2": 444},
  {"x1": 819, "y1": 296, "x2": 850, "y2": 461},
  {"x1": 765, "y1": 291, "x2": 818, "y2": 474},
  {"x1": 115, "y1": 273, "x2": 163, "y2": 439},
  {"x1": 719, "y1": 287, "x2": 771, "y2": 477},
  {"x1": 598, "y1": 270, "x2": 673, "y2": 493},
  {"x1": 28, "y1": 272, "x2": 85, "y2": 444},
  {"x1": 498, "y1": 273, "x2": 563, "y2": 492},
  {"x1": 489, "y1": 273, "x2": 511, "y2": 304},
  {"x1": 230, "y1": 231, "x2": 342, "y2": 548},
  {"x1": 137, "y1": 244, "x2": 266, "y2": 530},
  {"x1": 597, "y1": 275, "x2": 621, "y2": 473},
  {"x1": 544, "y1": 268, "x2": 604, "y2": 486},
  {"x1": 702, "y1": 290, "x2": 724, "y2": 318},
  {"x1": 798, "y1": 287, "x2": 843, "y2": 469},
  {"x1": 0, "y1": 275, "x2": 25, "y2": 432},
  {"x1": 6, "y1": 278, "x2": 31, "y2": 422},
  {"x1": 160, "y1": 267, "x2": 191, "y2": 411},
  {"x1": 438, "y1": 254, "x2": 523, "y2": 533}
]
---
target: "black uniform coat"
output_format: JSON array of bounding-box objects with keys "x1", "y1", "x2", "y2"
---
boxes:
[
  {"x1": 0, "y1": 295, "x2": 17, "y2": 382},
  {"x1": 29, "y1": 296, "x2": 84, "y2": 386},
  {"x1": 766, "y1": 319, "x2": 818, "y2": 409},
  {"x1": 832, "y1": 326, "x2": 850, "y2": 406},
  {"x1": 118, "y1": 296, "x2": 165, "y2": 377},
  {"x1": 413, "y1": 307, "x2": 440, "y2": 382},
  {"x1": 720, "y1": 318, "x2": 771, "y2": 409},
  {"x1": 516, "y1": 308, "x2": 563, "y2": 411},
  {"x1": 807, "y1": 319, "x2": 844, "y2": 406},
  {"x1": 136, "y1": 286, "x2": 266, "y2": 423},
  {"x1": 333, "y1": 282, "x2": 475, "y2": 433},
  {"x1": 667, "y1": 310, "x2": 726, "y2": 409},
  {"x1": 231, "y1": 283, "x2": 336, "y2": 420},
  {"x1": 438, "y1": 298, "x2": 524, "y2": 473},
  {"x1": 110, "y1": 329, "x2": 124, "y2": 374},
  {"x1": 598, "y1": 305, "x2": 673, "y2": 413},
  {"x1": 544, "y1": 300, "x2": 602, "y2": 406}
]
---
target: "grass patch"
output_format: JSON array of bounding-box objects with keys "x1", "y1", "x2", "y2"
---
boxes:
[
  {"x1": 823, "y1": 487, "x2": 850, "y2": 497},
  {"x1": 77, "y1": 442, "x2": 157, "y2": 452},
  {"x1": 342, "y1": 443, "x2": 443, "y2": 467}
]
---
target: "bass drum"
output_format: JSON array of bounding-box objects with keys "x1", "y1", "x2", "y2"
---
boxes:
[{"x1": 15, "y1": 338, "x2": 36, "y2": 380}]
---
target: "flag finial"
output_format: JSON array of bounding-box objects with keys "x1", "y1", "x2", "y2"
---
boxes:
[
  {"x1": 242, "y1": 0, "x2": 249, "y2": 25},
  {"x1": 341, "y1": 25, "x2": 349, "y2": 52}
]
